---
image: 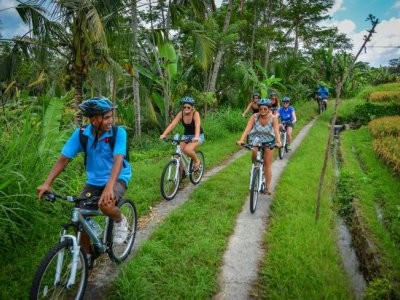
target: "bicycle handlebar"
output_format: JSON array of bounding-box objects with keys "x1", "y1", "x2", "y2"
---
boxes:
[
  {"x1": 162, "y1": 137, "x2": 193, "y2": 144},
  {"x1": 43, "y1": 191, "x2": 99, "y2": 204},
  {"x1": 239, "y1": 142, "x2": 276, "y2": 151}
]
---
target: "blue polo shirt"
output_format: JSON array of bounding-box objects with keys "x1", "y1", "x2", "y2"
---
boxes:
[
  {"x1": 62, "y1": 124, "x2": 132, "y2": 186},
  {"x1": 278, "y1": 106, "x2": 295, "y2": 123}
]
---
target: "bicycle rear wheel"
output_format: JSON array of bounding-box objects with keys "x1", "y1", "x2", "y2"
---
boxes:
[
  {"x1": 279, "y1": 131, "x2": 286, "y2": 159},
  {"x1": 30, "y1": 239, "x2": 88, "y2": 300},
  {"x1": 189, "y1": 150, "x2": 205, "y2": 184},
  {"x1": 250, "y1": 167, "x2": 260, "y2": 214},
  {"x1": 160, "y1": 160, "x2": 180, "y2": 200},
  {"x1": 108, "y1": 199, "x2": 137, "y2": 262}
]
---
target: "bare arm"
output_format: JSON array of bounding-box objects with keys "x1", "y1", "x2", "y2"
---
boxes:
[
  {"x1": 100, "y1": 154, "x2": 124, "y2": 203},
  {"x1": 192, "y1": 111, "x2": 201, "y2": 141},
  {"x1": 292, "y1": 111, "x2": 297, "y2": 123},
  {"x1": 273, "y1": 116, "x2": 282, "y2": 147},
  {"x1": 242, "y1": 102, "x2": 252, "y2": 117},
  {"x1": 37, "y1": 155, "x2": 70, "y2": 199},
  {"x1": 160, "y1": 113, "x2": 182, "y2": 139}
]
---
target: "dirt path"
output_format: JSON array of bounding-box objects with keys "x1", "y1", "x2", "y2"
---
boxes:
[
  {"x1": 85, "y1": 118, "x2": 316, "y2": 299},
  {"x1": 214, "y1": 118, "x2": 317, "y2": 300}
]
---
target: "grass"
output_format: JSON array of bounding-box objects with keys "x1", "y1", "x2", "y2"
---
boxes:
[
  {"x1": 255, "y1": 115, "x2": 352, "y2": 299},
  {"x1": 110, "y1": 154, "x2": 251, "y2": 299},
  {"x1": 339, "y1": 126, "x2": 400, "y2": 297}
]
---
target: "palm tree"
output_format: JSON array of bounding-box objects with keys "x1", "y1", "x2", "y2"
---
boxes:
[{"x1": 14, "y1": 0, "x2": 124, "y2": 124}]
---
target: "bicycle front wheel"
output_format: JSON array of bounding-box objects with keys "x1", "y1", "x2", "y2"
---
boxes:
[
  {"x1": 108, "y1": 199, "x2": 137, "y2": 262},
  {"x1": 250, "y1": 167, "x2": 260, "y2": 214},
  {"x1": 160, "y1": 160, "x2": 180, "y2": 200},
  {"x1": 30, "y1": 239, "x2": 88, "y2": 300},
  {"x1": 189, "y1": 150, "x2": 205, "y2": 185}
]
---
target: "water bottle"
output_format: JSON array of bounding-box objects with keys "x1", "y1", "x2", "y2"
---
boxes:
[{"x1": 86, "y1": 217, "x2": 102, "y2": 239}]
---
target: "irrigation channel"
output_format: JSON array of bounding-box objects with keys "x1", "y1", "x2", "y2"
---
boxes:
[
  {"x1": 84, "y1": 118, "x2": 366, "y2": 299},
  {"x1": 333, "y1": 124, "x2": 367, "y2": 300}
]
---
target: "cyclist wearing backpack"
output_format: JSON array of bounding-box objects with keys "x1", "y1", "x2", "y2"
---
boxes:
[
  {"x1": 277, "y1": 96, "x2": 297, "y2": 151},
  {"x1": 315, "y1": 83, "x2": 329, "y2": 110},
  {"x1": 37, "y1": 97, "x2": 132, "y2": 266}
]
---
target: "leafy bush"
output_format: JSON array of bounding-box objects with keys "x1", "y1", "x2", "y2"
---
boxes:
[{"x1": 337, "y1": 102, "x2": 400, "y2": 125}]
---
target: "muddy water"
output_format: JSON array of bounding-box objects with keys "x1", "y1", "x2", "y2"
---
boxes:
[{"x1": 333, "y1": 128, "x2": 367, "y2": 299}]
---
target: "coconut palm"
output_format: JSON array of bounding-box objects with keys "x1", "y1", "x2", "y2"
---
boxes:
[{"x1": 13, "y1": 0, "x2": 124, "y2": 124}]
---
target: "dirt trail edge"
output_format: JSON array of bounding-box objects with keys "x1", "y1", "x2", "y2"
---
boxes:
[
  {"x1": 214, "y1": 118, "x2": 317, "y2": 300},
  {"x1": 84, "y1": 146, "x2": 249, "y2": 299}
]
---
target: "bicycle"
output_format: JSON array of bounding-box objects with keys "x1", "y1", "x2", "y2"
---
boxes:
[
  {"x1": 241, "y1": 140, "x2": 275, "y2": 213},
  {"x1": 316, "y1": 96, "x2": 327, "y2": 114},
  {"x1": 30, "y1": 192, "x2": 137, "y2": 300},
  {"x1": 160, "y1": 133, "x2": 205, "y2": 200},
  {"x1": 278, "y1": 121, "x2": 290, "y2": 159}
]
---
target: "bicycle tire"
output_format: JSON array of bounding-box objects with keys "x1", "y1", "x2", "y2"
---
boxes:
[
  {"x1": 189, "y1": 150, "x2": 205, "y2": 185},
  {"x1": 30, "y1": 239, "x2": 88, "y2": 300},
  {"x1": 108, "y1": 199, "x2": 137, "y2": 262},
  {"x1": 279, "y1": 131, "x2": 286, "y2": 159},
  {"x1": 160, "y1": 159, "x2": 180, "y2": 200},
  {"x1": 250, "y1": 167, "x2": 260, "y2": 214}
]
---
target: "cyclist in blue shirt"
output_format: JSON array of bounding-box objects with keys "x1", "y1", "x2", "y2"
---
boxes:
[
  {"x1": 37, "y1": 97, "x2": 132, "y2": 266},
  {"x1": 316, "y1": 83, "x2": 329, "y2": 110},
  {"x1": 277, "y1": 96, "x2": 297, "y2": 151}
]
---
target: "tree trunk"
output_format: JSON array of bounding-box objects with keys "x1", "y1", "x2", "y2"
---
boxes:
[
  {"x1": 74, "y1": 67, "x2": 84, "y2": 126},
  {"x1": 206, "y1": 0, "x2": 233, "y2": 93},
  {"x1": 130, "y1": 0, "x2": 141, "y2": 137}
]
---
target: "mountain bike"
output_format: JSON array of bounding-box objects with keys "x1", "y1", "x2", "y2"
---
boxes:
[
  {"x1": 30, "y1": 192, "x2": 137, "y2": 300},
  {"x1": 316, "y1": 96, "x2": 327, "y2": 114},
  {"x1": 241, "y1": 140, "x2": 275, "y2": 213},
  {"x1": 161, "y1": 133, "x2": 205, "y2": 200},
  {"x1": 279, "y1": 121, "x2": 290, "y2": 159}
]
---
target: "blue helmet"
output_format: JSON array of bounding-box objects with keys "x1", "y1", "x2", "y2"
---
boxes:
[
  {"x1": 258, "y1": 98, "x2": 271, "y2": 107},
  {"x1": 282, "y1": 96, "x2": 290, "y2": 103},
  {"x1": 79, "y1": 97, "x2": 115, "y2": 117},
  {"x1": 181, "y1": 97, "x2": 195, "y2": 105}
]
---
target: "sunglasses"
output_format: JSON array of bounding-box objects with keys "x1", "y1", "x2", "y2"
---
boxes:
[{"x1": 183, "y1": 105, "x2": 192, "y2": 109}]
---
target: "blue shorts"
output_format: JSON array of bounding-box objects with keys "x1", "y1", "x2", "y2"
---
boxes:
[{"x1": 183, "y1": 133, "x2": 205, "y2": 145}]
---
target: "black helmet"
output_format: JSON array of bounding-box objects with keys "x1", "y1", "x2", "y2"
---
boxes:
[
  {"x1": 252, "y1": 93, "x2": 260, "y2": 98},
  {"x1": 79, "y1": 97, "x2": 116, "y2": 117}
]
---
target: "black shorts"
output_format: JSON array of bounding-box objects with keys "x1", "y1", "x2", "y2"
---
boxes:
[{"x1": 79, "y1": 179, "x2": 127, "y2": 208}]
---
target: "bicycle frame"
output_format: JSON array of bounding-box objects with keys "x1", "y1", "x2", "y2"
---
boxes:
[
  {"x1": 248, "y1": 148, "x2": 265, "y2": 192},
  {"x1": 57, "y1": 199, "x2": 110, "y2": 288}
]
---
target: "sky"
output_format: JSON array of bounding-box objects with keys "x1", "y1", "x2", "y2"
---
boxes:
[{"x1": 1, "y1": 0, "x2": 399, "y2": 67}]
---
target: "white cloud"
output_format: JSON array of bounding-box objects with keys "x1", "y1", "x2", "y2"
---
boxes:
[
  {"x1": 334, "y1": 17, "x2": 400, "y2": 67},
  {"x1": 328, "y1": 0, "x2": 346, "y2": 16},
  {"x1": 393, "y1": 1, "x2": 400, "y2": 9}
]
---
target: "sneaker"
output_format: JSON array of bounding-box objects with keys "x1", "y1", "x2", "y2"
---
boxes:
[
  {"x1": 113, "y1": 215, "x2": 129, "y2": 244},
  {"x1": 287, "y1": 144, "x2": 292, "y2": 151}
]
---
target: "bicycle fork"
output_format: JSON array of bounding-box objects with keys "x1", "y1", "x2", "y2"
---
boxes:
[{"x1": 58, "y1": 234, "x2": 80, "y2": 288}]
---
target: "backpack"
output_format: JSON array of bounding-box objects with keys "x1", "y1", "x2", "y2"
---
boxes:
[{"x1": 79, "y1": 125, "x2": 130, "y2": 167}]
